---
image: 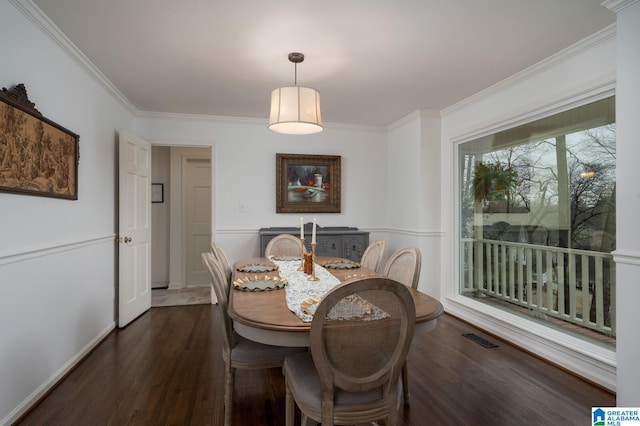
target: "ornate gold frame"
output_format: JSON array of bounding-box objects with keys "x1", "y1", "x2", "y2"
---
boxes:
[{"x1": 276, "y1": 153, "x2": 341, "y2": 213}]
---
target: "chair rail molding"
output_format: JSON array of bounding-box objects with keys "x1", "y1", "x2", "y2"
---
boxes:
[
  {"x1": 0, "y1": 233, "x2": 115, "y2": 266},
  {"x1": 612, "y1": 249, "x2": 640, "y2": 266}
]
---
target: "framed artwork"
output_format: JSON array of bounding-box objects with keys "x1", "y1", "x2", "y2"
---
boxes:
[
  {"x1": 151, "y1": 183, "x2": 164, "y2": 203},
  {"x1": 0, "y1": 84, "x2": 79, "y2": 200},
  {"x1": 276, "y1": 153, "x2": 341, "y2": 213}
]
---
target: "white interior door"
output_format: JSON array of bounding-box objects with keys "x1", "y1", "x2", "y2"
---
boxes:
[
  {"x1": 118, "y1": 131, "x2": 152, "y2": 327},
  {"x1": 184, "y1": 157, "x2": 211, "y2": 286}
]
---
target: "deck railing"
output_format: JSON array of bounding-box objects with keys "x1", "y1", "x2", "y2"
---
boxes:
[{"x1": 461, "y1": 238, "x2": 615, "y2": 337}]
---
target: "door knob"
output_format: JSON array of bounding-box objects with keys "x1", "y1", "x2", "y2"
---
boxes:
[{"x1": 124, "y1": 236, "x2": 133, "y2": 243}]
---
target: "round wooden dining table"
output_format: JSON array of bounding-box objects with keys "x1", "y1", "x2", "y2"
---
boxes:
[{"x1": 228, "y1": 257, "x2": 444, "y2": 347}]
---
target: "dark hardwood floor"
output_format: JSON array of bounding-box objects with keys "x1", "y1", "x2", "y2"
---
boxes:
[{"x1": 15, "y1": 304, "x2": 615, "y2": 425}]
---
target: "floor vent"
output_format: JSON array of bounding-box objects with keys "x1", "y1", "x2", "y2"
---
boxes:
[{"x1": 462, "y1": 333, "x2": 499, "y2": 348}]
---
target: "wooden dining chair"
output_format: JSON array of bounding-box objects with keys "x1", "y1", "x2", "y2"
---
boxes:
[
  {"x1": 383, "y1": 247, "x2": 422, "y2": 290},
  {"x1": 209, "y1": 242, "x2": 232, "y2": 304},
  {"x1": 210, "y1": 242, "x2": 232, "y2": 283},
  {"x1": 201, "y1": 252, "x2": 306, "y2": 426},
  {"x1": 283, "y1": 277, "x2": 416, "y2": 426},
  {"x1": 383, "y1": 246, "x2": 422, "y2": 405},
  {"x1": 360, "y1": 239, "x2": 386, "y2": 272},
  {"x1": 264, "y1": 234, "x2": 303, "y2": 257}
]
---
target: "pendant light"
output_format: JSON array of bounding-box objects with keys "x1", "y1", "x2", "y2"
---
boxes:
[{"x1": 269, "y1": 52, "x2": 323, "y2": 134}]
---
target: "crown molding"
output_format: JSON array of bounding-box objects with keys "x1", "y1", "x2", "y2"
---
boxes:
[
  {"x1": 387, "y1": 109, "x2": 441, "y2": 131},
  {"x1": 10, "y1": 0, "x2": 138, "y2": 115},
  {"x1": 601, "y1": 0, "x2": 639, "y2": 13},
  {"x1": 136, "y1": 110, "x2": 267, "y2": 125},
  {"x1": 442, "y1": 23, "x2": 616, "y2": 117},
  {"x1": 136, "y1": 110, "x2": 385, "y2": 132}
]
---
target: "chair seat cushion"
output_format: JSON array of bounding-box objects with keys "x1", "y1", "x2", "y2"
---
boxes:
[
  {"x1": 284, "y1": 352, "x2": 383, "y2": 412},
  {"x1": 231, "y1": 333, "x2": 306, "y2": 367}
]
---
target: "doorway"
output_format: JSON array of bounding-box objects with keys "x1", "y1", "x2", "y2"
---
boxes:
[{"x1": 150, "y1": 145, "x2": 213, "y2": 306}]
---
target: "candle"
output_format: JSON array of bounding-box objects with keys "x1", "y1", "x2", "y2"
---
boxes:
[
  {"x1": 312, "y1": 218, "x2": 317, "y2": 244},
  {"x1": 300, "y1": 217, "x2": 304, "y2": 239}
]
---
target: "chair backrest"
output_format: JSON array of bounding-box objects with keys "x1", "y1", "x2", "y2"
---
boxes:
[
  {"x1": 309, "y1": 277, "x2": 415, "y2": 408},
  {"x1": 383, "y1": 247, "x2": 422, "y2": 289},
  {"x1": 360, "y1": 240, "x2": 386, "y2": 272},
  {"x1": 201, "y1": 252, "x2": 233, "y2": 356},
  {"x1": 264, "y1": 234, "x2": 303, "y2": 257},
  {"x1": 210, "y1": 242, "x2": 232, "y2": 284}
]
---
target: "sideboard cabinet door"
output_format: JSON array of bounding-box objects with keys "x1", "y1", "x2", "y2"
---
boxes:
[
  {"x1": 315, "y1": 236, "x2": 341, "y2": 258},
  {"x1": 343, "y1": 235, "x2": 367, "y2": 262}
]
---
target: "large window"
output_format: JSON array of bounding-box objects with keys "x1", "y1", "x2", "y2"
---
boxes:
[{"x1": 459, "y1": 97, "x2": 616, "y2": 344}]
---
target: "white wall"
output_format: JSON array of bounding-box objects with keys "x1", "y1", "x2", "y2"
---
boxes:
[
  {"x1": 137, "y1": 116, "x2": 389, "y2": 267},
  {"x1": 0, "y1": 1, "x2": 136, "y2": 423},
  {"x1": 607, "y1": 0, "x2": 640, "y2": 406},
  {"x1": 386, "y1": 111, "x2": 443, "y2": 298},
  {"x1": 440, "y1": 26, "x2": 618, "y2": 390},
  {"x1": 387, "y1": 114, "x2": 422, "y2": 230}
]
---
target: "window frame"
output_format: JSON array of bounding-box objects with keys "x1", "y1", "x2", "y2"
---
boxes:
[{"x1": 444, "y1": 87, "x2": 617, "y2": 391}]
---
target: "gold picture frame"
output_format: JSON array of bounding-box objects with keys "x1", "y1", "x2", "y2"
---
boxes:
[
  {"x1": 0, "y1": 84, "x2": 79, "y2": 200},
  {"x1": 276, "y1": 153, "x2": 341, "y2": 213}
]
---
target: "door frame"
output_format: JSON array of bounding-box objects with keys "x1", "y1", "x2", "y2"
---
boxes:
[{"x1": 154, "y1": 144, "x2": 214, "y2": 290}]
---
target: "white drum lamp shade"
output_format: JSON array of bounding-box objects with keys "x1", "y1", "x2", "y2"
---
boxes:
[
  {"x1": 268, "y1": 52, "x2": 323, "y2": 135},
  {"x1": 269, "y1": 86, "x2": 322, "y2": 134}
]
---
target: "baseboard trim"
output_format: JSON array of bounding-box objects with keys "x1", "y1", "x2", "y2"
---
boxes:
[
  {"x1": 168, "y1": 281, "x2": 184, "y2": 290},
  {"x1": 3, "y1": 322, "x2": 116, "y2": 426},
  {"x1": 443, "y1": 295, "x2": 616, "y2": 392}
]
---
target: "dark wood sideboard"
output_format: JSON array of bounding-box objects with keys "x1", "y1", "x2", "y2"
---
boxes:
[{"x1": 259, "y1": 224, "x2": 369, "y2": 262}]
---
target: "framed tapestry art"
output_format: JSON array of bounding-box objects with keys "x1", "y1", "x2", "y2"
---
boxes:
[
  {"x1": 276, "y1": 153, "x2": 341, "y2": 213},
  {"x1": 0, "y1": 84, "x2": 79, "y2": 200}
]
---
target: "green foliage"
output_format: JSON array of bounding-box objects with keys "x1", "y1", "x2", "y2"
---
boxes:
[{"x1": 473, "y1": 162, "x2": 519, "y2": 206}]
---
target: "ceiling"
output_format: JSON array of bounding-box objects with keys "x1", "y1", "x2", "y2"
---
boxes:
[{"x1": 32, "y1": 0, "x2": 615, "y2": 127}]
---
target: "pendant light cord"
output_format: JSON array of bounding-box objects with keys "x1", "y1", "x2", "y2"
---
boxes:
[{"x1": 288, "y1": 52, "x2": 304, "y2": 87}]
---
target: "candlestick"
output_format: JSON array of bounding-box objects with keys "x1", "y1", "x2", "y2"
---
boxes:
[
  {"x1": 312, "y1": 218, "x2": 317, "y2": 244},
  {"x1": 297, "y1": 237, "x2": 305, "y2": 271},
  {"x1": 308, "y1": 242, "x2": 319, "y2": 281},
  {"x1": 300, "y1": 217, "x2": 304, "y2": 239}
]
